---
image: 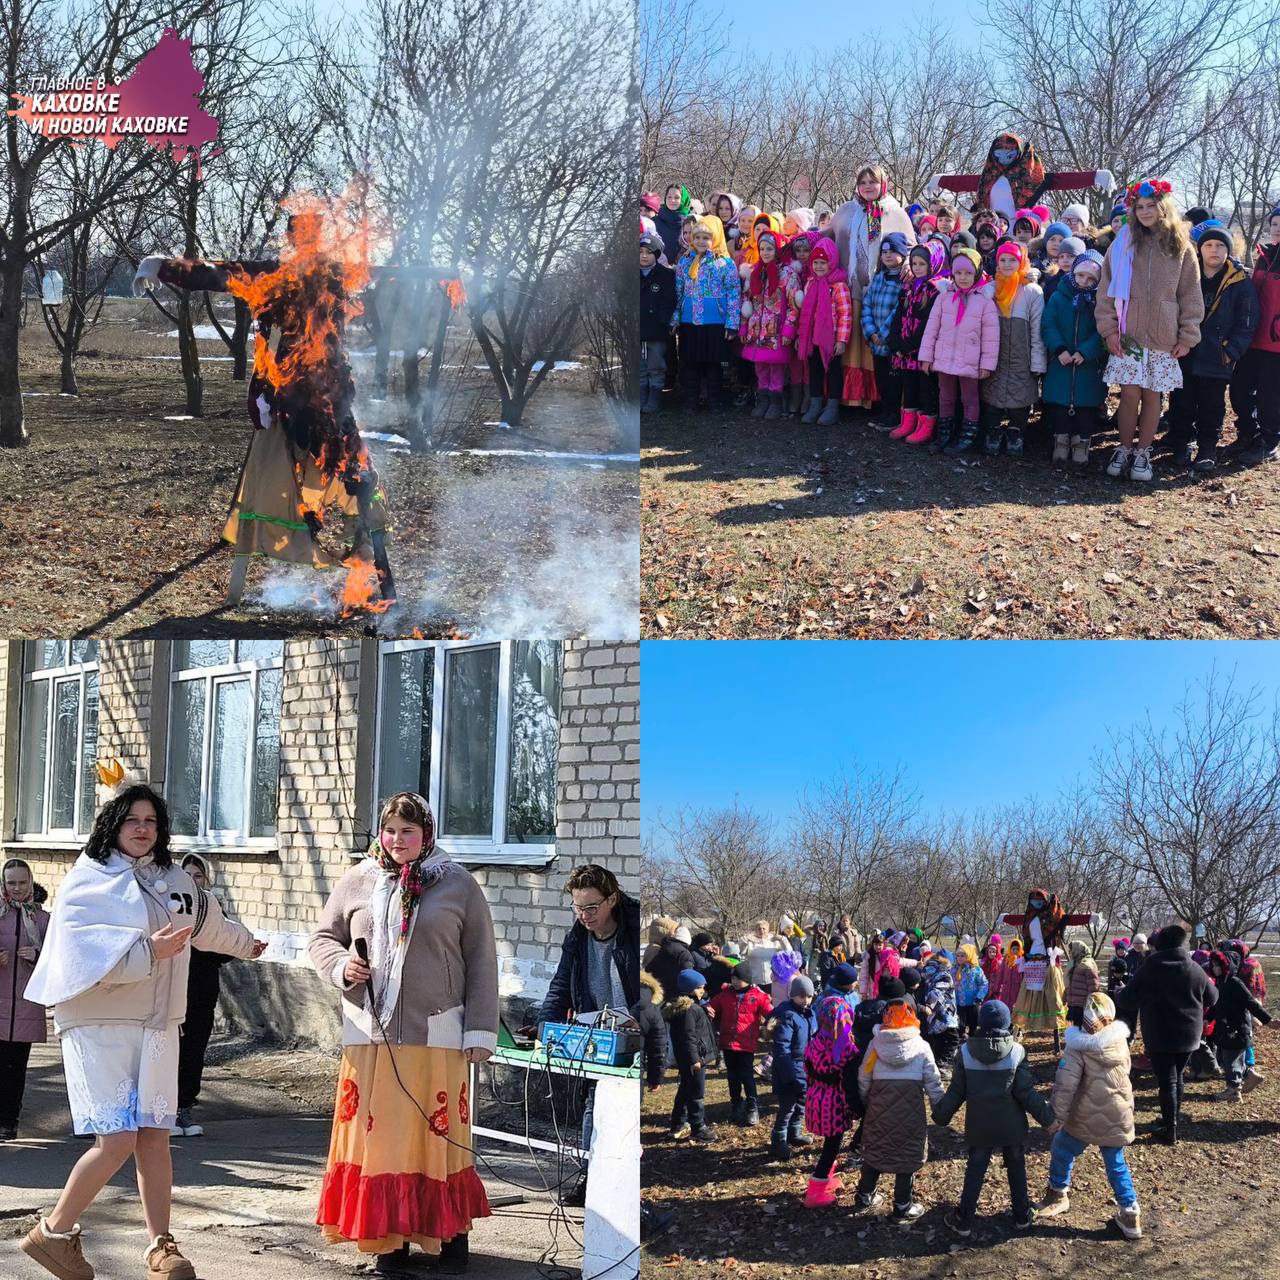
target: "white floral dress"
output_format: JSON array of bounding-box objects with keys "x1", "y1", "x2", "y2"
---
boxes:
[
  {"x1": 1104, "y1": 344, "x2": 1183, "y2": 394},
  {"x1": 62, "y1": 1023, "x2": 180, "y2": 1133}
]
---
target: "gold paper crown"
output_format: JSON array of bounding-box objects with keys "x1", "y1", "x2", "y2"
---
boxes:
[{"x1": 95, "y1": 758, "x2": 125, "y2": 788}]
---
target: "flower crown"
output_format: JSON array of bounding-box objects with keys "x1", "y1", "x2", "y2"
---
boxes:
[{"x1": 1125, "y1": 178, "x2": 1172, "y2": 207}]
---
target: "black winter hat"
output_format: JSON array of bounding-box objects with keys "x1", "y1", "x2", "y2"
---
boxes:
[
  {"x1": 691, "y1": 932, "x2": 715, "y2": 949},
  {"x1": 878, "y1": 975, "x2": 907, "y2": 1003},
  {"x1": 1184, "y1": 206, "x2": 1214, "y2": 226},
  {"x1": 901, "y1": 967, "x2": 923, "y2": 992},
  {"x1": 1197, "y1": 226, "x2": 1233, "y2": 254},
  {"x1": 1154, "y1": 924, "x2": 1188, "y2": 950},
  {"x1": 951, "y1": 230, "x2": 978, "y2": 249}
]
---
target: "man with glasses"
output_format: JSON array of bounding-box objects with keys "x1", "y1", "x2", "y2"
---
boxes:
[{"x1": 530, "y1": 865, "x2": 640, "y2": 1205}]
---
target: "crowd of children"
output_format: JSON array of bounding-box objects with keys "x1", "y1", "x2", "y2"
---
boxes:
[
  {"x1": 640, "y1": 173, "x2": 1280, "y2": 479},
  {"x1": 648, "y1": 915, "x2": 1273, "y2": 1238}
]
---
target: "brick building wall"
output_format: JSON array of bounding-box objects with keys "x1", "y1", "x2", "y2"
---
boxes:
[{"x1": 0, "y1": 639, "x2": 639, "y2": 1051}]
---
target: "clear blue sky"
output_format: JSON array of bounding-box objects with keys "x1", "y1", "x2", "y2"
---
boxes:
[
  {"x1": 642, "y1": 641, "x2": 1280, "y2": 835},
  {"x1": 709, "y1": 1, "x2": 962, "y2": 59}
]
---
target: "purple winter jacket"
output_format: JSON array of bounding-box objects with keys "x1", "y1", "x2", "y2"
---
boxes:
[{"x1": 0, "y1": 905, "x2": 50, "y2": 1043}]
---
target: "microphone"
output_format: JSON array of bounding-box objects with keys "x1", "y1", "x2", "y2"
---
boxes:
[{"x1": 353, "y1": 936, "x2": 376, "y2": 1006}]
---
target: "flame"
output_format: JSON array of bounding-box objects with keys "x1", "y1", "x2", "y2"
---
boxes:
[
  {"x1": 444, "y1": 278, "x2": 466, "y2": 310},
  {"x1": 340, "y1": 555, "x2": 392, "y2": 618}
]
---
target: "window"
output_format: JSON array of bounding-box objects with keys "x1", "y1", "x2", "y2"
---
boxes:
[
  {"x1": 375, "y1": 641, "x2": 562, "y2": 864},
  {"x1": 16, "y1": 642, "x2": 100, "y2": 839},
  {"x1": 166, "y1": 640, "x2": 283, "y2": 845}
]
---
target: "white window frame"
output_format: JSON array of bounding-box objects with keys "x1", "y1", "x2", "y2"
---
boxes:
[
  {"x1": 374, "y1": 640, "x2": 560, "y2": 867},
  {"x1": 166, "y1": 642, "x2": 283, "y2": 852},
  {"x1": 12, "y1": 642, "x2": 100, "y2": 846}
]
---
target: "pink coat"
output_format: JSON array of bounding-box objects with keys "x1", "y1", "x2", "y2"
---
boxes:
[
  {"x1": 991, "y1": 960, "x2": 1023, "y2": 1010},
  {"x1": 918, "y1": 285, "x2": 1000, "y2": 379},
  {"x1": 0, "y1": 906, "x2": 50, "y2": 1043}
]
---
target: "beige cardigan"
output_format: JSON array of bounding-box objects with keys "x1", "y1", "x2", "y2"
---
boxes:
[
  {"x1": 1096, "y1": 234, "x2": 1203, "y2": 353},
  {"x1": 309, "y1": 856, "x2": 499, "y2": 1052}
]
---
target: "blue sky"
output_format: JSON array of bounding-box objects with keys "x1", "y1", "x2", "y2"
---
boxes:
[
  {"x1": 641, "y1": 641, "x2": 1280, "y2": 834},
  {"x1": 706, "y1": 1, "x2": 959, "y2": 59}
]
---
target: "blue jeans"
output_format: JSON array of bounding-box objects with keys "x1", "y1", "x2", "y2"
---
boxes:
[
  {"x1": 772, "y1": 1081, "x2": 805, "y2": 1140},
  {"x1": 1048, "y1": 1130, "x2": 1136, "y2": 1208}
]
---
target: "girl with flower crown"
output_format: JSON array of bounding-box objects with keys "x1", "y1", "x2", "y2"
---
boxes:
[
  {"x1": 1096, "y1": 179, "x2": 1204, "y2": 483},
  {"x1": 310, "y1": 791, "x2": 499, "y2": 1272}
]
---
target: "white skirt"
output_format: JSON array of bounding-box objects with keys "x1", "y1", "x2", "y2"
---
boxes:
[
  {"x1": 1104, "y1": 346, "x2": 1183, "y2": 394},
  {"x1": 62, "y1": 1023, "x2": 180, "y2": 1134}
]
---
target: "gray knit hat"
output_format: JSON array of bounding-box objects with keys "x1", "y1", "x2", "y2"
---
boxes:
[{"x1": 790, "y1": 975, "x2": 815, "y2": 998}]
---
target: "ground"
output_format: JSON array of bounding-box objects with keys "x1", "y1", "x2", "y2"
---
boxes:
[
  {"x1": 4, "y1": 1035, "x2": 587, "y2": 1280},
  {"x1": 641, "y1": 1015, "x2": 1280, "y2": 1279},
  {"x1": 641, "y1": 401, "x2": 1280, "y2": 638},
  {"x1": 3, "y1": 301, "x2": 636, "y2": 637}
]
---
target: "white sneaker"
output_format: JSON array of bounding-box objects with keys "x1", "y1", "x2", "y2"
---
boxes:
[
  {"x1": 1106, "y1": 445, "x2": 1132, "y2": 477},
  {"x1": 1130, "y1": 446, "x2": 1154, "y2": 481}
]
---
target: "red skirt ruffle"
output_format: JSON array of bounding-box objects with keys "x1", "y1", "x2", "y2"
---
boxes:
[{"x1": 317, "y1": 1161, "x2": 490, "y2": 1247}]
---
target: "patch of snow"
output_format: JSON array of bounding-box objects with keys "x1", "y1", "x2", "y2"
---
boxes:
[
  {"x1": 143, "y1": 355, "x2": 234, "y2": 361},
  {"x1": 443, "y1": 448, "x2": 639, "y2": 464},
  {"x1": 163, "y1": 415, "x2": 195, "y2": 421},
  {"x1": 347, "y1": 348, "x2": 429, "y2": 358},
  {"x1": 21, "y1": 392, "x2": 52, "y2": 397},
  {"x1": 531, "y1": 360, "x2": 582, "y2": 372},
  {"x1": 166, "y1": 325, "x2": 224, "y2": 339}
]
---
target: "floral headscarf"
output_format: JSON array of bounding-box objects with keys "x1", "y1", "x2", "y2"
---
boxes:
[
  {"x1": 749, "y1": 229, "x2": 790, "y2": 298},
  {"x1": 688, "y1": 214, "x2": 730, "y2": 280},
  {"x1": 815, "y1": 993, "x2": 854, "y2": 1062},
  {"x1": 370, "y1": 792, "x2": 443, "y2": 940},
  {"x1": 0, "y1": 858, "x2": 41, "y2": 948}
]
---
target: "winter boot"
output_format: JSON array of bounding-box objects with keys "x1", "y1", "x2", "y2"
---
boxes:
[
  {"x1": 944, "y1": 418, "x2": 980, "y2": 456},
  {"x1": 1115, "y1": 1204, "x2": 1142, "y2": 1240},
  {"x1": 437, "y1": 1233, "x2": 470, "y2": 1274},
  {"x1": 743, "y1": 1100, "x2": 760, "y2": 1127},
  {"x1": 1036, "y1": 1184, "x2": 1071, "y2": 1218},
  {"x1": 890, "y1": 409, "x2": 919, "y2": 440},
  {"x1": 1243, "y1": 1066, "x2": 1266, "y2": 1094},
  {"x1": 929, "y1": 416, "x2": 957, "y2": 453},
  {"x1": 764, "y1": 390, "x2": 783, "y2": 421},
  {"x1": 801, "y1": 394, "x2": 824, "y2": 425},
  {"x1": 751, "y1": 389, "x2": 769, "y2": 418},
  {"x1": 20, "y1": 1220, "x2": 95, "y2": 1280},
  {"x1": 816, "y1": 397, "x2": 840, "y2": 427},
  {"x1": 729, "y1": 1097, "x2": 745, "y2": 1126},
  {"x1": 640, "y1": 386, "x2": 659, "y2": 414},
  {"x1": 787, "y1": 1123, "x2": 813, "y2": 1147},
  {"x1": 1005, "y1": 425, "x2": 1024, "y2": 457},
  {"x1": 374, "y1": 1244, "x2": 414, "y2": 1276},
  {"x1": 1214, "y1": 1085, "x2": 1242, "y2": 1103},
  {"x1": 905, "y1": 413, "x2": 936, "y2": 445},
  {"x1": 690, "y1": 1124, "x2": 718, "y2": 1142},
  {"x1": 770, "y1": 1134, "x2": 792, "y2": 1160},
  {"x1": 1070, "y1": 435, "x2": 1090, "y2": 465},
  {"x1": 1171, "y1": 438, "x2": 1193, "y2": 466},
  {"x1": 143, "y1": 1234, "x2": 197, "y2": 1280},
  {"x1": 804, "y1": 1175, "x2": 840, "y2": 1208},
  {"x1": 788, "y1": 382, "x2": 804, "y2": 416},
  {"x1": 1052, "y1": 433, "x2": 1070, "y2": 462},
  {"x1": 984, "y1": 423, "x2": 1004, "y2": 456}
]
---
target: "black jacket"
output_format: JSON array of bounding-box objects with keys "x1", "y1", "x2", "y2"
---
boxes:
[
  {"x1": 1211, "y1": 973, "x2": 1271, "y2": 1039},
  {"x1": 1188, "y1": 259, "x2": 1259, "y2": 379},
  {"x1": 696, "y1": 952, "x2": 735, "y2": 999},
  {"x1": 539, "y1": 893, "x2": 640, "y2": 1024},
  {"x1": 664, "y1": 995, "x2": 717, "y2": 1071},
  {"x1": 633, "y1": 971, "x2": 668, "y2": 1088},
  {"x1": 644, "y1": 934, "x2": 697, "y2": 999},
  {"x1": 654, "y1": 206, "x2": 685, "y2": 265},
  {"x1": 1115, "y1": 945, "x2": 1217, "y2": 1054},
  {"x1": 640, "y1": 264, "x2": 677, "y2": 342}
]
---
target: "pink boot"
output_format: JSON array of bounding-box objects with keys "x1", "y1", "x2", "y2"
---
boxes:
[
  {"x1": 804, "y1": 1175, "x2": 840, "y2": 1208},
  {"x1": 889, "y1": 409, "x2": 919, "y2": 439},
  {"x1": 905, "y1": 413, "x2": 936, "y2": 445}
]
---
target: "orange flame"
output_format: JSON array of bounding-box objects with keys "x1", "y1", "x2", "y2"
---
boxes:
[
  {"x1": 340, "y1": 555, "x2": 392, "y2": 618},
  {"x1": 444, "y1": 278, "x2": 466, "y2": 310}
]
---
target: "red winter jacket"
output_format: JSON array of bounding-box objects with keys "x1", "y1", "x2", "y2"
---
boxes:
[{"x1": 707, "y1": 983, "x2": 773, "y2": 1053}]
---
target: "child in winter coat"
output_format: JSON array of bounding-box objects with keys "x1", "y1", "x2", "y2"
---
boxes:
[
  {"x1": 934, "y1": 999, "x2": 1057, "y2": 1235},
  {"x1": 1036, "y1": 221, "x2": 1070, "y2": 279},
  {"x1": 640, "y1": 231, "x2": 677, "y2": 415},
  {"x1": 1108, "y1": 939, "x2": 1131, "y2": 995},
  {"x1": 1227, "y1": 940, "x2": 1268, "y2": 1091},
  {"x1": 1096, "y1": 179, "x2": 1204, "y2": 483},
  {"x1": 1228, "y1": 205, "x2": 1280, "y2": 463},
  {"x1": 888, "y1": 241, "x2": 946, "y2": 444},
  {"x1": 1041, "y1": 249, "x2": 1107, "y2": 465},
  {"x1": 796, "y1": 238, "x2": 852, "y2": 428},
  {"x1": 981, "y1": 240, "x2": 1045, "y2": 457},
  {"x1": 954, "y1": 944, "x2": 990, "y2": 1039},
  {"x1": 1168, "y1": 224, "x2": 1259, "y2": 470},
  {"x1": 0, "y1": 858, "x2": 49, "y2": 1139},
  {"x1": 981, "y1": 935, "x2": 1004, "y2": 985},
  {"x1": 663, "y1": 969, "x2": 719, "y2": 1142},
  {"x1": 1207, "y1": 950, "x2": 1272, "y2": 1102},
  {"x1": 991, "y1": 936, "x2": 1024, "y2": 1009},
  {"x1": 920, "y1": 954, "x2": 961, "y2": 1073},
  {"x1": 672, "y1": 215, "x2": 742, "y2": 412},
  {"x1": 769, "y1": 975, "x2": 818, "y2": 1158},
  {"x1": 1038, "y1": 992, "x2": 1142, "y2": 1240},
  {"x1": 782, "y1": 231, "x2": 817, "y2": 414},
  {"x1": 707, "y1": 967, "x2": 773, "y2": 1126},
  {"x1": 1064, "y1": 940, "x2": 1101, "y2": 1027},
  {"x1": 802, "y1": 995, "x2": 858, "y2": 1207},
  {"x1": 740, "y1": 228, "x2": 798, "y2": 420},
  {"x1": 919, "y1": 247, "x2": 1000, "y2": 456},
  {"x1": 856, "y1": 993, "x2": 945, "y2": 1222},
  {"x1": 862, "y1": 233, "x2": 910, "y2": 429},
  {"x1": 974, "y1": 220, "x2": 1000, "y2": 278}
]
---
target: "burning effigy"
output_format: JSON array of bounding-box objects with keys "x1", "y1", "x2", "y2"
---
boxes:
[{"x1": 132, "y1": 192, "x2": 395, "y2": 614}]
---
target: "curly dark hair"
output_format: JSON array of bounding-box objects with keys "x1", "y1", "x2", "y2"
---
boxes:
[
  {"x1": 564, "y1": 864, "x2": 620, "y2": 900},
  {"x1": 84, "y1": 784, "x2": 172, "y2": 868}
]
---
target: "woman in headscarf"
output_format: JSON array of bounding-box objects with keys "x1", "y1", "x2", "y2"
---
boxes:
[
  {"x1": 0, "y1": 857, "x2": 49, "y2": 1141},
  {"x1": 20, "y1": 785, "x2": 266, "y2": 1280},
  {"x1": 656, "y1": 184, "x2": 692, "y2": 264},
  {"x1": 310, "y1": 792, "x2": 498, "y2": 1275}
]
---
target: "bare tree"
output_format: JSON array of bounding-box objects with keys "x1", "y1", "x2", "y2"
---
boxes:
[{"x1": 1097, "y1": 669, "x2": 1280, "y2": 942}]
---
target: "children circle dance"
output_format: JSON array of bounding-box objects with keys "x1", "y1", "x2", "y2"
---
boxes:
[
  {"x1": 641, "y1": 151, "x2": 1280, "y2": 478},
  {"x1": 648, "y1": 910, "x2": 1272, "y2": 1240}
]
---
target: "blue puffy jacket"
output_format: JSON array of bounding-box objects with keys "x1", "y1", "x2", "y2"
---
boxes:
[
  {"x1": 956, "y1": 964, "x2": 989, "y2": 1008},
  {"x1": 770, "y1": 999, "x2": 818, "y2": 1088}
]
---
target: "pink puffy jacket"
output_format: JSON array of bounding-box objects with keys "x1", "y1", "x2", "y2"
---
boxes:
[{"x1": 918, "y1": 285, "x2": 1000, "y2": 379}]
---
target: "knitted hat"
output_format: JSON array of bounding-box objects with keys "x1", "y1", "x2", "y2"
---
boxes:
[
  {"x1": 1110, "y1": 202, "x2": 1127, "y2": 223},
  {"x1": 951, "y1": 229, "x2": 978, "y2": 249},
  {"x1": 1057, "y1": 235, "x2": 1086, "y2": 259},
  {"x1": 901, "y1": 967, "x2": 923, "y2": 992},
  {"x1": 909, "y1": 927, "x2": 924, "y2": 943},
  {"x1": 1042, "y1": 221, "x2": 1070, "y2": 243},
  {"x1": 690, "y1": 931, "x2": 715, "y2": 949},
  {"x1": 1196, "y1": 225, "x2": 1233, "y2": 253},
  {"x1": 951, "y1": 246, "x2": 982, "y2": 273},
  {"x1": 881, "y1": 232, "x2": 911, "y2": 260},
  {"x1": 1132, "y1": 933, "x2": 1148, "y2": 947},
  {"x1": 674, "y1": 925, "x2": 692, "y2": 944},
  {"x1": 676, "y1": 969, "x2": 705, "y2": 996},
  {"x1": 978, "y1": 999, "x2": 1011, "y2": 1032},
  {"x1": 1082, "y1": 991, "x2": 1115, "y2": 1031},
  {"x1": 1072, "y1": 249, "x2": 1104, "y2": 276},
  {"x1": 877, "y1": 974, "x2": 907, "y2": 1003},
  {"x1": 1113, "y1": 937, "x2": 1129, "y2": 951},
  {"x1": 729, "y1": 963, "x2": 751, "y2": 983},
  {"x1": 831, "y1": 962, "x2": 858, "y2": 989},
  {"x1": 790, "y1": 975, "x2": 815, "y2": 998},
  {"x1": 640, "y1": 192, "x2": 661, "y2": 215},
  {"x1": 1060, "y1": 202, "x2": 1089, "y2": 225},
  {"x1": 988, "y1": 932, "x2": 1003, "y2": 948},
  {"x1": 722, "y1": 941, "x2": 741, "y2": 958},
  {"x1": 639, "y1": 231, "x2": 663, "y2": 255},
  {"x1": 907, "y1": 202, "x2": 925, "y2": 221}
]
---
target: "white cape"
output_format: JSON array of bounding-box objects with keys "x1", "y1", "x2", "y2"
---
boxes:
[{"x1": 25, "y1": 851, "x2": 150, "y2": 1007}]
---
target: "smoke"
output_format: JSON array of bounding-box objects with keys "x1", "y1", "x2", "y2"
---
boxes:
[{"x1": 247, "y1": 563, "x2": 334, "y2": 614}]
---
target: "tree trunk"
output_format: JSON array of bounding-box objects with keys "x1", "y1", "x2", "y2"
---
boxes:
[
  {"x1": 401, "y1": 280, "x2": 424, "y2": 409},
  {"x1": 231, "y1": 298, "x2": 251, "y2": 380},
  {"x1": 416, "y1": 291, "x2": 453, "y2": 450},
  {"x1": 371, "y1": 277, "x2": 396, "y2": 398},
  {"x1": 0, "y1": 263, "x2": 28, "y2": 447},
  {"x1": 177, "y1": 293, "x2": 203, "y2": 416},
  {"x1": 59, "y1": 337, "x2": 79, "y2": 396}
]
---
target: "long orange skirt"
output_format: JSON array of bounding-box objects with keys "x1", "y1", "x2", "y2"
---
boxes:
[
  {"x1": 316, "y1": 1044, "x2": 490, "y2": 1255},
  {"x1": 840, "y1": 298, "x2": 879, "y2": 407}
]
